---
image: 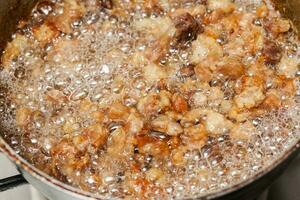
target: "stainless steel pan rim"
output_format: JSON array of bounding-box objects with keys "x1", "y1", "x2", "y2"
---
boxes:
[{"x1": 1, "y1": 136, "x2": 299, "y2": 200}]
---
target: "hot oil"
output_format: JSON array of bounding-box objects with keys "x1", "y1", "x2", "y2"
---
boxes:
[{"x1": 0, "y1": 0, "x2": 299, "y2": 199}]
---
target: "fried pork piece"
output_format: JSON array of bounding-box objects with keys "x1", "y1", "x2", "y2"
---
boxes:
[
  {"x1": 192, "y1": 91, "x2": 208, "y2": 107},
  {"x1": 51, "y1": 138, "x2": 102, "y2": 190},
  {"x1": 80, "y1": 124, "x2": 108, "y2": 148},
  {"x1": 145, "y1": 167, "x2": 165, "y2": 183},
  {"x1": 180, "y1": 108, "x2": 233, "y2": 135},
  {"x1": 234, "y1": 75, "x2": 265, "y2": 95},
  {"x1": 100, "y1": 0, "x2": 113, "y2": 9},
  {"x1": 181, "y1": 123, "x2": 208, "y2": 149},
  {"x1": 273, "y1": 76, "x2": 296, "y2": 97},
  {"x1": 216, "y1": 56, "x2": 245, "y2": 80},
  {"x1": 172, "y1": 12, "x2": 203, "y2": 48},
  {"x1": 180, "y1": 108, "x2": 203, "y2": 127},
  {"x1": 51, "y1": 123, "x2": 108, "y2": 185},
  {"x1": 204, "y1": 110, "x2": 233, "y2": 135},
  {"x1": 261, "y1": 89, "x2": 282, "y2": 109},
  {"x1": 172, "y1": 93, "x2": 189, "y2": 113},
  {"x1": 228, "y1": 106, "x2": 251, "y2": 122},
  {"x1": 191, "y1": 34, "x2": 223, "y2": 63},
  {"x1": 262, "y1": 40, "x2": 282, "y2": 65},
  {"x1": 108, "y1": 102, "x2": 130, "y2": 121},
  {"x1": 136, "y1": 134, "x2": 170, "y2": 158},
  {"x1": 47, "y1": 0, "x2": 86, "y2": 33},
  {"x1": 206, "y1": 0, "x2": 236, "y2": 23},
  {"x1": 134, "y1": 16, "x2": 175, "y2": 62},
  {"x1": 207, "y1": 0, "x2": 235, "y2": 14},
  {"x1": 230, "y1": 121, "x2": 257, "y2": 141},
  {"x1": 144, "y1": 63, "x2": 168, "y2": 83},
  {"x1": 171, "y1": 145, "x2": 189, "y2": 166},
  {"x1": 264, "y1": 17, "x2": 291, "y2": 37},
  {"x1": 151, "y1": 115, "x2": 183, "y2": 136},
  {"x1": 217, "y1": 11, "x2": 265, "y2": 56},
  {"x1": 126, "y1": 111, "x2": 145, "y2": 135},
  {"x1": 1, "y1": 34, "x2": 30, "y2": 68},
  {"x1": 47, "y1": 38, "x2": 80, "y2": 68},
  {"x1": 234, "y1": 86, "x2": 265, "y2": 109},
  {"x1": 194, "y1": 63, "x2": 213, "y2": 83},
  {"x1": 32, "y1": 22, "x2": 59, "y2": 46},
  {"x1": 137, "y1": 90, "x2": 172, "y2": 118},
  {"x1": 277, "y1": 54, "x2": 299, "y2": 78}
]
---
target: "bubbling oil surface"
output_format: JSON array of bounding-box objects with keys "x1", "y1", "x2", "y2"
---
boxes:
[{"x1": 0, "y1": 0, "x2": 300, "y2": 199}]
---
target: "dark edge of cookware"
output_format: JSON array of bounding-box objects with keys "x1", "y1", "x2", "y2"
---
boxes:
[
  {"x1": 0, "y1": 0, "x2": 38, "y2": 56},
  {"x1": 273, "y1": 0, "x2": 300, "y2": 33},
  {"x1": 0, "y1": 0, "x2": 36, "y2": 193}
]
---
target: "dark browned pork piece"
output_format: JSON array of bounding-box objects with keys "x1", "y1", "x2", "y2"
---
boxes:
[
  {"x1": 263, "y1": 40, "x2": 282, "y2": 65},
  {"x1": 100, "y1": 0, "x2": 113, "y2": 9},
  {"x1": 173, "y1": 13, "x2": 203, "y2": 48},
  {"x1": 179, "y1": 64, "x2": 196, "y2": 78}
]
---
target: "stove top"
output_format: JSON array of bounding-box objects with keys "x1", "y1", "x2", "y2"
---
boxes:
[
  {"x1": 0, "y1": 154, "x2": 46, "y2": 200},
  {"x1": 0, "y1": 153, "x2": 299, "y2": 200}
]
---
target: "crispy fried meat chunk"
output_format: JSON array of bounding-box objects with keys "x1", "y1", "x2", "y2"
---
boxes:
[{"x1": 172, "y1": 13, "x2": 203, "y2": 48}]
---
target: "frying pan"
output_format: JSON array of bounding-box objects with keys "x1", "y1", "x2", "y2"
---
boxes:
[{"x1": 0, "y1": 0, "x2": 299, "y2": 199}]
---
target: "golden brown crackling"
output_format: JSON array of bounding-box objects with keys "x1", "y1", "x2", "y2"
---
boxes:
[
  {"x1": 137, "y1": 90, "x2": 172, "y2": 118},
  {"x1": 45, "y1": 89, "x2": 68, "y2": 104},
  {"x1": 80, "y1": 124, "x2": 108, "y2": 148},
  {"x1": 230, "y1": 121, "x2": 256, "y2": 141},
  {"x1": 151, "y1": 115, "x2": 183, "y2": 136},
  {"x1": 32, "y1": 21, "x2": 60, "y2": 47},
  {"x1": 234, "y1": 75, "x2": 265, "y2": 95},
  {"x1": 204, "y1": 0, "x2": 236, "y2": 24},
  {"x1": 108, "y1": 102, "x2": 130, "y2": 121},
  {"x1": 272, "y1": 76, "x2": 297, "y2": 97},
  {"x1": 145, "y1": 34, "x2": 172, "y2": 63},
  {"x1": 181, "y1": 123, "x2": 208, "y2": 149},
  {"x1": 234, "y1": 86, "x2": 265, "y2": 109},
  {"x1": 125, "y1": 111, "x2": 145, "y2": 135},
  {"x1": 216, "y1": 56, "x2": 245, "y2": 80},
  {"x1": 46, "y1": 38, "x2": 80, "y2": 67},
  {"x1": 50, "y1": 138, "x2": 102, "y2": 190},
  {"x1": 171, "y1": 145, "x2": 188, "y2": 166},
  {"x1": 1, "y1": 34, "x2": 30, "y2": 68},
  {"x1": 260, "y1": 91, "x2": 281, "y2": 110},
  {"x1": 136, "y1": 134, "x2": 170, "y2": 158},
  {"x1": 190, "y1": 34, "x2": 223, "y2": 64},
  {"x1": 194, "y1": 63, "x2": 213, "y2": 82},
  {"x1": 277, "y1": 55, "x2": 299, "y2": 78},
  {"x1": 256, "y1": 3, "x2": 268, "y2": 18},
  {"x1": 171, "y1": 93, "x2": 189, "y2": 113},
  {"x1": 48, "y1": 0, "x2": 85, "y2": 33}
]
